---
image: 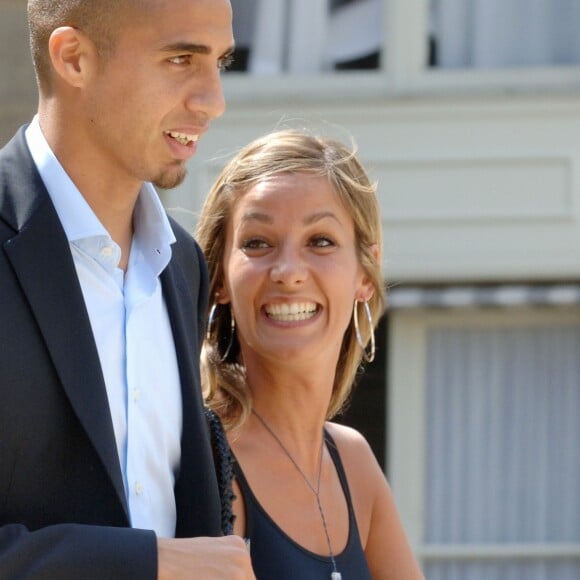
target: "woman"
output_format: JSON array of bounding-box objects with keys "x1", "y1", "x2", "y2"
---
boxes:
[{"x1": 197, "y1": 130, "x2": 424, "y2": 579}]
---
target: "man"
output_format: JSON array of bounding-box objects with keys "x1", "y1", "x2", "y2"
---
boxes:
[{"x1": 0, "y1": 0, "x2": 254, "y2": 578}]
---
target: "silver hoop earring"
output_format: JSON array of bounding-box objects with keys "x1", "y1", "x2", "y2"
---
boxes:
[
  {"x1": 207, "y1": 303, "x2": 236, "y2": 362},
  {"x1": 353, "y1": 299, "x2": 375, "y2": 363}
]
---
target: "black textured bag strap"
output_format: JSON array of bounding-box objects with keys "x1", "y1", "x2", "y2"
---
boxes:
[{"x1": 204, "y1": 407, "x2": 236, "y2": 535}]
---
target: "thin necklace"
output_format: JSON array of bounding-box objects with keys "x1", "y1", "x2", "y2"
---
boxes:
[{"x1": 252, "y1": 409, "x2": 342, "y2": 580}]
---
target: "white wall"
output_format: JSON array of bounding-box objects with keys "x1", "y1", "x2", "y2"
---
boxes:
[
  {"x1": 165, "y1": 90, "x2": 580, "y2": 285},
  {"x1": 0, "y1": 1, "x2": 37, "y2": 146}
]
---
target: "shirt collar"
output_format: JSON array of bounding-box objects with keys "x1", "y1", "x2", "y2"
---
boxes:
[
  {"x1": 25, "y1": 116, "x2": 176, "y2": 275},
  {"x1": 25, "y1": 116, "x2": 105, "y2": 242},
  {"x1": 134, "y1": 183, "x2": 177, "y2": 276}
]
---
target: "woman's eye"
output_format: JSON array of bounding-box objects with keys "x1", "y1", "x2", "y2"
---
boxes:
[
  {"x1": 241, "y1": 238, "x2": 270, "y2": 250},
  {"x1": 310, "y1": 236, "x2": 334, "y2": 248}
]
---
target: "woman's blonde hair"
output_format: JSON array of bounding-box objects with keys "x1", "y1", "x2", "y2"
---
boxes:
[{"x1": 196, "y1": 129, "x2": 385, "y2": 431}]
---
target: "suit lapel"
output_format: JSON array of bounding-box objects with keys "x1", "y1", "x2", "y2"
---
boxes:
[
  {"x1": 1, "y1": 130, "x2": 129, "y2": 520},
  {"x1": 162, "y1": 257, "x2": 222, "y2": 537}
]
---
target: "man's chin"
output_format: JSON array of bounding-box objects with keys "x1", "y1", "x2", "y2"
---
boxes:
[{"x1": 152, "y1": 166, "x2": 188, "y2": 190}]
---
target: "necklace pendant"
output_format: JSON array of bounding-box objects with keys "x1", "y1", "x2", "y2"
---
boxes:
[{"x1": 331, "y1": 573, "x2": 342, "y2": 580}]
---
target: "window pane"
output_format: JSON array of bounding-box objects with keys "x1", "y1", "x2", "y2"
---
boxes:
[
  {"x1": 429, "y1": 0, "x2": 580, "y2": 69},
  {"x1": 424, "y1": 324, "x2": 580, "y2": 577},
  {"x1": 425, "y1": 559, "x2": 580, "y2": 580},
  {"x1": 228, "y1": 0, "x2": 382, "y2": 74}
]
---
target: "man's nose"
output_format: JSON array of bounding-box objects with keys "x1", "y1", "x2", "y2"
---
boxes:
[{"x1": 185, "y1": 66, "x2": 226, "y2": 121}]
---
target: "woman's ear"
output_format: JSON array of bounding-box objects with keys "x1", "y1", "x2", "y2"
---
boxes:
[
  {"x1": 48, "y1": 26, "x2": 96, "y2": 89},
  {"x1": 369, "y1": 243, "x2": 380, "y2": 263},
  {"x1": 214, "y1": 284, "x2": 231, "y2": 305},
  {"x1": 357, "y1": 280, "x2": 375, "y2": 303},
  {"x1": 357, "y1": 244, "x2": 380, "y2": 302}
]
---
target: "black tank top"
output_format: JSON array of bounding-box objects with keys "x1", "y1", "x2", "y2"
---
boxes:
[{"x1": 233, "y1": 430, "x2": 372, "y2": 579}]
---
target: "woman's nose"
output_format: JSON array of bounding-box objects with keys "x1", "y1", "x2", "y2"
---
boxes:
[{"x1": 269, "y1": 247, "x2": 308, "y2": 286}]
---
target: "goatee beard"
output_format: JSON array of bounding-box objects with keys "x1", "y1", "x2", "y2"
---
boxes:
[{"x1": 153, "y1": 166, "x2": 188, "y2": 190}]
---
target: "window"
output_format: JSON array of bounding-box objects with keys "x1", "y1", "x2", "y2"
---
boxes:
[
  {"x1": 389, "y1": 307, "x2": 580, "y2": 578},
  {"x1": 228, "y1": 0, "x2": 383, "y2": 74},
  {"x1": 429, "y1": 0, "x2": 580, "y2": 69},
  {"x1": 225, "y1": 0, "x2": 580, "y2": 98}
]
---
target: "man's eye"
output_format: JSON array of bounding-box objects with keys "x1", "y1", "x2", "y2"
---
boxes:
[
  {"x1": 219, "y1": 54, "x2": 235, "y2": 72},
  {"x1": 168, "y1": 55, "x2": 190, "y2": 65}
]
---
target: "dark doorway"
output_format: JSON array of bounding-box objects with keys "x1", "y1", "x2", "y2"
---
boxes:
[{"x1": 336, "y1": 314, "x2": 388, "y2": 472}]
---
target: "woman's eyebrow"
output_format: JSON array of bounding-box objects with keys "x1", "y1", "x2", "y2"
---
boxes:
[
  {"x1": 241, "y1": 211, "x2": 273, "y2": 225},
  {"x1": 303, "y1": 211, "x2": 342, "y2": 225},
  {"x1": 241, "y1": 211, "x2": 341, "y2": 226}
]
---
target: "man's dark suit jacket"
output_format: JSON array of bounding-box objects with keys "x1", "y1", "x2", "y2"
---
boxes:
[{"x1": 0, "y1": 128, "x2": 222, "y2": 579}]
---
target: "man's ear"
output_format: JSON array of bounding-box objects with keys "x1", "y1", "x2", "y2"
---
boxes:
[{"x1": 48, "y1": 26, "x2": 96, "y2": 89}]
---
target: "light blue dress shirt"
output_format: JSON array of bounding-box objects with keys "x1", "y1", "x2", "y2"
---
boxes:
[{"x1": 25, "y1": 117, "x2": 183, "y2": 537}]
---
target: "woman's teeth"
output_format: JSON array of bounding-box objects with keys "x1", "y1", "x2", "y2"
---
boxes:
[{"x1": 265, "y1": 303, "x2": 318, "y2": 322}]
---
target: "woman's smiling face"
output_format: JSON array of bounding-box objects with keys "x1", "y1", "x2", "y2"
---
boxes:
[{"x1": 219, "y1": 172, "x2": 374, "y2": 367}]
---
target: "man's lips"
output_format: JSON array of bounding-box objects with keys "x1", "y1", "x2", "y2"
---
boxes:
[
  {"x1": 164, "y1": 130, "x2": 199, "y2": 146},
  {"x1": 164, "y1": 130, "x2": 201, "y2": 160}
]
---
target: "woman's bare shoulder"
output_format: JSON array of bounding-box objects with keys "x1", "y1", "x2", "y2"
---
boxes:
[
  {"x1": 324, "y1": 421, "x2": 379, "y2": 471},
  {"x1": 325, "y1": 423, "x2": 424, "y2": 578}
]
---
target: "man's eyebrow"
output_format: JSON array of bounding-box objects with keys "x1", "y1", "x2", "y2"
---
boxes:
[
  {"x1": 160, "y1": 42, "x2": 236, "y2": 57},
  {"x1": 160, "y1": 42, "x2": 211, "y2": 55}
]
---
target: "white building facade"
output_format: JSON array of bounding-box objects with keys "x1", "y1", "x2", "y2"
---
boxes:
[{"x1": 165, "y1": 2, "x2": 580, "y2": 578}]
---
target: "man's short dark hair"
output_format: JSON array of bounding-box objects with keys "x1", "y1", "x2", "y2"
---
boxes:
[{"x1": 27, "y1": 0, "x2": 130, "y2": 93}]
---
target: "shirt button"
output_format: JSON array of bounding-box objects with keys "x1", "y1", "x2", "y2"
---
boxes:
[
  {"x1": 132, "y1": 388, "x2": 141, "y2": 402},
  {"x1": 101, "y1": 246, "x2": 114, "y2": 257},
  {"x1": 135, "y1": 482, "x2": 143, "y2": 495}
]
